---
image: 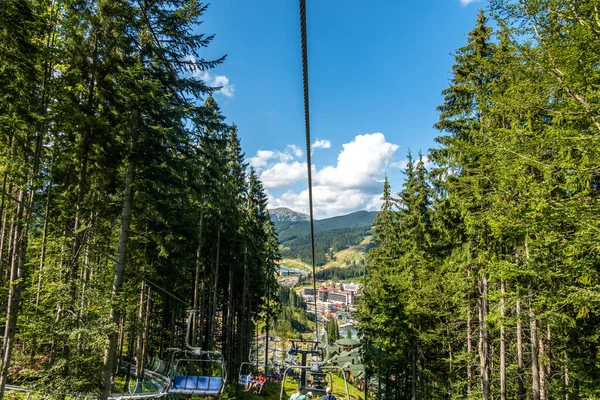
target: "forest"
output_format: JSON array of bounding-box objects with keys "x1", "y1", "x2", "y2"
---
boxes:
[
  {"x1": 280, "y1": 226, "x2": 372, "y2": 266},
  {"x1": 312, "y1": 263, "x2": 366, "y2": 282},
  {"x1": 358, "y1": 2, "x2": 600, "y2": 399},
  {"x1": 0, "y1": 0, "x2": 279, "y2": 398}
]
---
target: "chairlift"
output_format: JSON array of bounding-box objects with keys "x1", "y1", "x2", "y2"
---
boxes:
[
  {"x1": 279, "y1": 332, "x2": 350, "y2": 400},
  {"x1": 238, "y1": 361, "x2": 257, "y2": 387},
  {"x1": 279, "y1": 364, "x2": 349, "y2": 400},
  {"x1": 166, "y1": 310, "x2": 227, "y2": 396}
]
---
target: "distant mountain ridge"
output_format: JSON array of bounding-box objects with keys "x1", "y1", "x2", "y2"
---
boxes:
[
  {"x1": 270, "y1": 209, "x2": 377, "y2": 267},
  {"x1": 269, "y1": 207, "x2": 309, "y2": 222}
]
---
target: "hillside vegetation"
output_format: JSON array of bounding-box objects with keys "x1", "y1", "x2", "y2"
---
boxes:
[{"x1": 272, "y1": 211, "x2": 377, "y2": 267}]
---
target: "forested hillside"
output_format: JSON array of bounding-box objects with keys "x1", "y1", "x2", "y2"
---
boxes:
[
  {"x1": 273, "y1": 211, "x2": 376, "y2": 266},
  {"x1": 0, "y1": 1, "x2": 278, "y2": 398},
  {"x1": 358, "y1": 4, "x2": 600, "y2": 400}
]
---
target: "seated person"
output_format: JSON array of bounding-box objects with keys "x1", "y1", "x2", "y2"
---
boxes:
[
  {"x1": 309, "y1": 381, "x2": 316, "y2": 389},
  {"x1": 289, "y1": 386, "x2": 307, "y2": 400},
  {"x1": 322, "y1": 387, "x2": 336, "y2": 400},
  {"x1": 244, "y1": 372, "x2": 254, "y2": 392},
  {"x1": 254, "y1": 373, "x2": 267, "y2": 394}
]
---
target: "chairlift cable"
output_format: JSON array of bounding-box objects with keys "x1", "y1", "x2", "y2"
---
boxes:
[{"x1": 298, "y1": 0, "x2": 319, "y2": 343}]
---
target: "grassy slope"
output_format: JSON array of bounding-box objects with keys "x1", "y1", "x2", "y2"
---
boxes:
[
  {"x1": 236, "y1": 373, "x2": 364, "y2": 400},
  {"x1": 280, "y1": 235, "x2": 373, "y2": 272}
]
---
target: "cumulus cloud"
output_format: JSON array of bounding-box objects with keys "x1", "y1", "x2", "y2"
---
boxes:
[
  {"x1": 268, "y1": 186, "x2": 382, "y2": 219},
  {"x1": 197, "y1": 71, "x2": 235, "y2": 98},
  {"x1": 260, "y1": 133, "x2": 400, "y2": 218},
  {"x1": 287, "y1": 145, "x2": 303, "y2": 158},
  {"x1": 311, "y1": 139, "x2": 331, "y2": 151},
  {"x1": 249, "y1": 147, "x2": 301, "y2": 170},
  {"x1": 249, "y1": 150, "x2": 276, "y2": 169},
  {"x1": 316, "y1": 133, "x2": 398, "y2": 192},
  {"x1": 260, "y1": 161, "x2": 309, "y2": 188}
]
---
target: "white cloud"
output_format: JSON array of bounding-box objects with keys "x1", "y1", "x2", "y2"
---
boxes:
[
  {"x1": 316, "y1": 133, "x2": 398, "y2": 192},
  {"x1": 268, "y1": 186, "x2": 382, "y2": 219},
  {"x1": 460, "y1": 0, "x2": 481, "y2": 5},
  {"x1": 249, "y1": 147, "x2": 301, "y2": 170},
  {"x1": 261, "y1": 133, "x2": 401, "y2": 218},
  {"x1": 198, "y1": 71, "x2": 235, "y2": 98},
  {"x1": 287, "y1": 145, "x2": 303, "y2": 158},
  {"x1": 249, "y1": 150, "x2": 276, "y2": 169},
  {"x1": 260, "y1": 161, "x2": 309, "y2": 188},
  {"x1": 311, "y1": 139, "x2": 331, "y2": 151}
]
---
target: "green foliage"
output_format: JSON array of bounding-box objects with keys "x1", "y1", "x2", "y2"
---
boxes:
[
  {"x1": 313, "y1": 263, "x2": 366, "y2": 281},
  {"x1": 0, "y1": 0, "x2": 278, "y2": 396},
  {"x1": 357, "y1": 3, "x2": 600, "y2": 399}
]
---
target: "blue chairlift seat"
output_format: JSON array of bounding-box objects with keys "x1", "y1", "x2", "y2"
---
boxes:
[
  {"x1": 169, "y1": 375, "x2": 223, "y2": 395},
  {"x1": 239, "y1": 374, "x2": 249, "y2": 385}
]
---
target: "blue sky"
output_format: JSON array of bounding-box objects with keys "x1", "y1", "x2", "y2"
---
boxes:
[{"x1": 196, "y1": 0, "x2": 484, "y2": 218}]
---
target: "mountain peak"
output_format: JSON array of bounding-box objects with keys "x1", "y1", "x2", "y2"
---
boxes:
[{"x1": 269, "y1": 207, "x2": 309, "y2": 222}]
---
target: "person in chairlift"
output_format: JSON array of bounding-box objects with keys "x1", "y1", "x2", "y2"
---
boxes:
[
  {"x1": 289, "y1": 385, "x2": 307, "y2": 400},
  {"x1": 323, "y1": 387, "x2": 336, "y2": 400}
]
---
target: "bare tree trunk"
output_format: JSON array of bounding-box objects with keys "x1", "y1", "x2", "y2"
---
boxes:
[
  {"x1": 466, "y1": 266, "x2": 473, "y2": 398},
  {"x1": 192, "y1": 207, "x2": 204, "y2": 346},
  {"x1": 117, "y1": 315, "x2": 126, "y2": 373},
  {"x1": 539, "y1": 335, "x2": 546, "y2": 400},
  {"x1": 99, "y1": 107, "x2": 139, "y2": 400},
  {"x1": 240, "y1": 246, "x2": 248, "y2": 364},
  {"x1": 516, "y1": 298, "x2": 525, "y2": 399},
  {"x1": 478, "y1": 274, "x2": 490, "y2": 400},
  {"x1": 0, "y1": 173, "x2": 9, "y2": 280},
  {"x1": 35, "y1": 184, "x2": 52, "y2": 311},
  {"x1": 135, "y1": 281, "x2": 146, "y2": 379},
  {"x1": 0, "y1": 190, "x2": 26, "y2": 398},
  {"x1": 540, "y1": 324, "x2": 550, "y2": 400},
  {"x1": 143, "y1": 287, "x2": 151, "y2": 375},
  {"x1": 530, "y1": 289, "x2": 540, "y2": 400},
  {"x1": 77, "y1": 246, "x2": 91, "y2": 356},
  {"x1": 563, "y1": 352, "x2": 569, "y2": 400},
  {"x1": 124, "y1": 320, "x2": 136, "y2": 392},
  {"x1": 226, "y1": 263, "x2": 234, "y2": 375},
  {"x1": 209, "y1": 225, "x2": 221, "y2": 350},
  {"x1": 1, "y1": 196, "x2": 15, "y2": 285},
  {"x1": 500, "y1": 280, "x2": 506, "y2": 400},
  {"x1": 411, "y1": 338, "x2": 416, "y2": 400}
]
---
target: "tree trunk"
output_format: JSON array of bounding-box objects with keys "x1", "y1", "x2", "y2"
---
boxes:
[
  {"x1": 478, "y1": 274, "x2": 490, "y2": 400},
  {"x1": 0, "y1": 190, "x2": 26, "y2": 398},
  {"x1": 500, "y1": 280, "x2": 506, "y2": 400},
  {"x1": 135, "y1": 281, "x2": 146, "y2": 379},
  {"x1": 35, "y1": 184, "x2": 52, "y2": 311},
  {"x1": 539, "y1": 335, "x2": 546, "y2": 400},
  {"x1": 516, "y1": 298, "x2": 525, "y2": 399},
  {"x1": 192, "y1": 207, "x2": 204, "y2": 346},
  {"x1": 240, "y1": 246, "x2": 248, "y2": 363},
  {"x1": 411, "y1": 338, "x2": 416, "y2": 400},
  {"x1": 0, "y1": 173, "x2": 9, "y2": 280},
  {"x1": 209, "y1": 225, "x2": 221, "y2": 350},
  {"x1": 563, "y1": 352, "x2": 569, "y2": 400},
  {"x1": 99, "y1": 107, "x2": 139, "y2": 400},
  {"x1": 466, "y1": 266, "x2": 473, "y2": 398},
  {"x1": 530, "y1": 289, "x2": 540, "y2": 400},
  {"x1": 226, "y1": 263, "x2": 234, "y2": 375},
  {"x1": 264, "y1": 283, "x2": 270, "y2": 374}
]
